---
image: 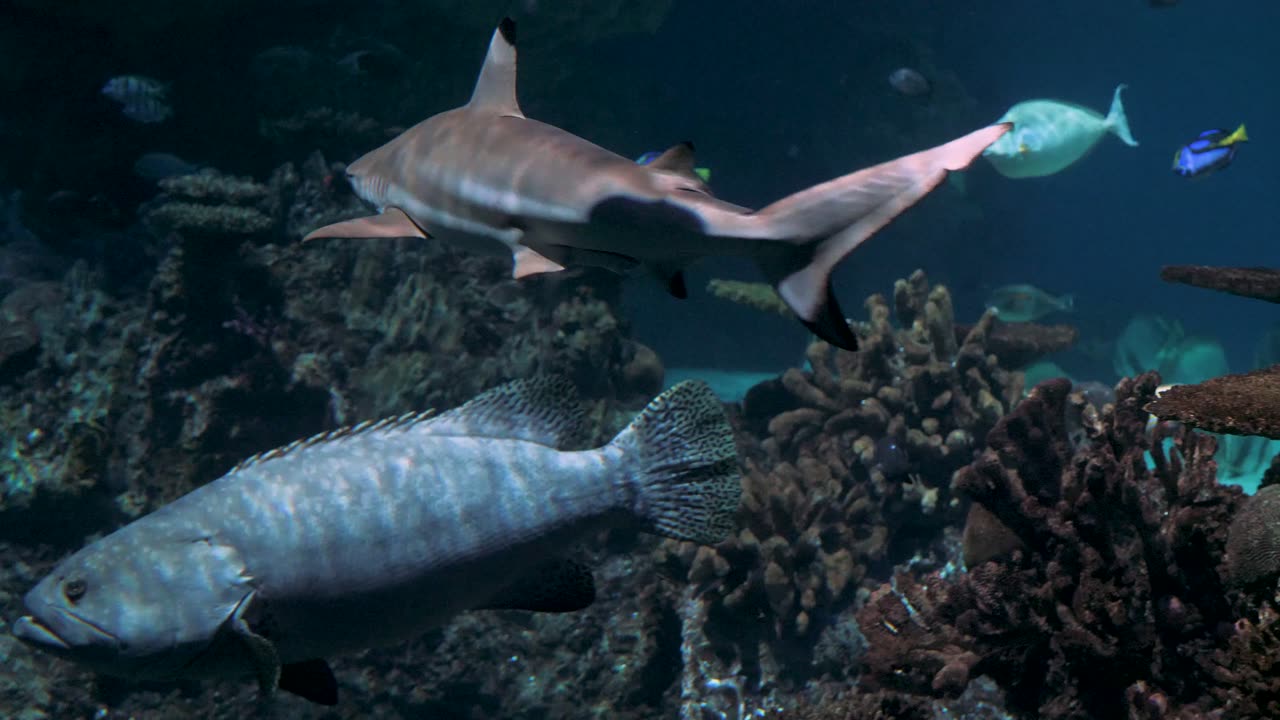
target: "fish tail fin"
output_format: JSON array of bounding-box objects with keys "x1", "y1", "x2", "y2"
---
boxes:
[
  {"x1": 1059, "y1": 293, "x2": 1075, "y2": 312},
  {"x1": 610, "y1": 380, "x2": 741, "y2": 545},
  {"x1": 748, "y1": 123, "x2": 1011, "y2": 350},
  {"x1": 1105, "y1": 84, "x2": 1139, "y2": 147},
  {"x1": 1228, "y1": 123, "x2": 1249, "y2": 144}
]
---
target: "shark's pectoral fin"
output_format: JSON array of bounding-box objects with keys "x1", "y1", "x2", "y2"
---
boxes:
[
  {"x1": 279, "y1": 659, "x2": 339, "y2": 706},
  {"x1": 468, "y1": 17, "x2": 523, "y2": 117},
  {"x1": 303, "y1": 207, "x2": 430, "y2": 242},
  {"x1": 512, "y1": 246, "x2": 566, "y2": 279}
]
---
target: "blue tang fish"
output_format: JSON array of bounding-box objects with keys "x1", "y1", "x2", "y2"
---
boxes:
[
  {"x1": 636, "y1": 147, "x2": 711, "y2": 182},
  {"x1": 1172, "y1": 124, "x2": 1247, "y2": 178}
]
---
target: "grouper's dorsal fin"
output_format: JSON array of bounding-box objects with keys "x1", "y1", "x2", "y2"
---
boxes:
[
  {"x1": 233, "y1": 410, "x2": 440, "y2": 471},
  {"x1": 421, "y1": 376, "x2": 589, "y2": 450},
  {"x1": 468, "y1": 17, "x2": 523, "y2": 117}
]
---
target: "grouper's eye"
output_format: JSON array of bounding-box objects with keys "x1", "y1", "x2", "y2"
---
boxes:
[{"x1": 63, "y1": 579, "x2": 87, "y2": 603}]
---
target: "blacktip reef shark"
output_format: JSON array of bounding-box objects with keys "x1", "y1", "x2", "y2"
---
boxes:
[{"x1": 305, "y1": 17, "x2": 1011, "y2": 350}]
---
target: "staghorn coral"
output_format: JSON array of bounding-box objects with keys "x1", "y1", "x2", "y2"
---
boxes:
[
  {"x1": 1146, "y1": 364, "x2": 1280, "y2": 441},
  {"x1": 1160, "y1": 265, "x2": 1280, "y2": 305},
  {"x1": 654, "y1": 270, "x2": 1023, "y2": 705},
  {"x1": 856, "y1": 373, "x2": 1261, "y2": 719}
]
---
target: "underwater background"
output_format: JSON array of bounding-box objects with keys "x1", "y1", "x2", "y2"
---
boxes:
[{"x1": 1, "y1": 0, "x2": 1278, "y2": 718}]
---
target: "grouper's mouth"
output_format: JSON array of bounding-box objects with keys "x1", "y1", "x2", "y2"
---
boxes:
[
  {"x1": 11, "y1": 615, "x2": 72, "y2": 651},
  {"x1": 11, "y1": 608, "x2": 118, "y2": 656}
]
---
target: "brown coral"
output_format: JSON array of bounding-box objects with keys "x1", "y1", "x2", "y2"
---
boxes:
[
  {"x1": 1160, "y1": 265, "x2": 1280, "y2": 304},
  {"x1": 1226, "y1": 485, "x2": 1280, "y2": 586},
  {"x1": 1145, "y1": 364, "x2": 1280, "y2": 440}
]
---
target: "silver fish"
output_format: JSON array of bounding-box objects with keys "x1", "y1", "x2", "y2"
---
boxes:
[
  {"x1": 12, "y1": 377, "x2": 741, "y2": 705},
  {"x1": 304, "y1": 17, "x2": 1011, "y2": 351},
  {"x1": 101, "y1": 75, "x2": 172, "y2": 124},
  {"x1": 888, "y1": 67, "x2": 931, "y2": 97},
  {"x1": 985, "y1": 283, "x2": 1075, "y2": 322}
]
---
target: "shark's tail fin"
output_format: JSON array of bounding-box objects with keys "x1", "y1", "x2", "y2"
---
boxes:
[
  {"x1": 609, "y1": 380, "x2": 741, "y2": 546},
  {"x1": 1105, "y1": 84, "x2": 1138, "y2": 147},
  {"x1": 750, "y1": 123, "x2": 1011, "y2": 350}
]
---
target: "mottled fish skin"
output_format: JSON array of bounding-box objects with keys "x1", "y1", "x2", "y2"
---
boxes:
[
  {"x1": 13, "y1": 377, "x2": 741, "y2": 704},
  {"x1": 304, "y1": 17, "x2": 1010, "y2": 351}
]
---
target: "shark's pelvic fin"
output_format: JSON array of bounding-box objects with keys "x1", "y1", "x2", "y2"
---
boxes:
[
  {"x1": 648, "y1": 263, "x2": 689, "y2": 299},
  {"x1": 302, "y1": 207, "x2": 431, "y2": 242},
  {"x1": 468, "y1": 17, "x2": 523, "y2": 117},
  {"x1": 512, "y1": 246, "x2": 566, "y2": 279},
  {"x1": 753, "y1": 122, "x2": 1013, "y2": 351}
]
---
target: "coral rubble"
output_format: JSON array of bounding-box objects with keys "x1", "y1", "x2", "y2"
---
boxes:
[{"x1": 1145, "y1": 364, "x2": 1280, "y2": 441}]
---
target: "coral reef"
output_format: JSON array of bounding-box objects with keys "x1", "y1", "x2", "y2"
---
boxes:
[
  {"x1": 1146, "y1": 364, "x2": 1280, "y2": 440},
  {"x1": 1161, "y1": 265, "x2": 1280, "y2": 304},
  {"x1": 654, "y1": 270, "x2": 1023, "y2": 711},
  {"x1": 855, "y1": 374, "x2": 1263, "y2": 719},
  {"x1": 1226, "y1": 485, "x2": 1280, "y2": 586}
]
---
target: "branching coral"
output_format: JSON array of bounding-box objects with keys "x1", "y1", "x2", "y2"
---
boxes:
[
  {"x1": 655, "y1": 270, "x2": 1023, "y2": 701},
  {"x1": 856, "y1": 373, "x2": 1257, "y2": 719}
]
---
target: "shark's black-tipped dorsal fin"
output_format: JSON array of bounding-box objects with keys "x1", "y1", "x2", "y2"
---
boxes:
[
  {"x1": 468, "y1": 17, "x2": 523, "y2": 117},
  {"x1": 646, "y1": 141, "x2": 701, "y2": 182}
]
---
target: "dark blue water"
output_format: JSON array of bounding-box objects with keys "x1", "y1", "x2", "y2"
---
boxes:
[{"x1": 598, "y1": 1, "x2": 1278, "y2": 378}]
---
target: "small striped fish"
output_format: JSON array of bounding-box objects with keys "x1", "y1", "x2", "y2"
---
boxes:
[
  {"x1": 101, "y1": 75, "x2": 172, "y2": 124},
  {"x1": 13, "y1": 377, "x2": 741, "y2": 705}
]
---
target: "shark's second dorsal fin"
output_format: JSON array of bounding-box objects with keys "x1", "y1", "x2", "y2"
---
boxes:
[
  {"x1": 646, "y1": 142, "x2": 701, "y2": 182},
  {"x1": 468, "y1": 17, "x2": 523, "y2": 117}
]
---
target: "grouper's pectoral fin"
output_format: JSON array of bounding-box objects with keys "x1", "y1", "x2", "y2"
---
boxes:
[
  {"x1": 228, "y1": 596, "x2": 282, "y2": 701},
  {"x1": 512, "y1": 246, "x2": 566, "y2": 279},
  {"x1": 279, "y1": 659, "x2": 339, "y2": 706},
  {"x1": 481, "y1": 558, "x2": 596, "y2": 613},
  {"x1": 302, "y1": 207, "x2": 430, "y2": 242}
]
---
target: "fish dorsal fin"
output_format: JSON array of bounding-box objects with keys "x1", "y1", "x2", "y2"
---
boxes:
[
  {"x1": 303, "y1": 207, "x2": 430, "y2": 242},
  {"x1": 468, "y1": 17, "x2": 523, "y2": 117},
  {"x1": 233, "y1": 410, "x2": 439, "y2": 471},
  {"x1": 646, "y1": 141, "x2": 702, "y2": 182},
  {"x1": 421, "y1": 376, "x2": 589, "y2": 449}
]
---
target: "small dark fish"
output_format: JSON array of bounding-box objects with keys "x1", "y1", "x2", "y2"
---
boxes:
[
  {"x1": 101, "y1": 75, "x2": 172, "y2": 124},
  {"x1": 888, "y1": 67, "x2": 931, "y2": 97},
  {"x1": 871, "y1": 435, "x2": 911, "y2": 479},
  {"x1": 1172, "y1": 124, "x2": 1247, "y2": 178},
  {"x1": 336, "y1": 42, "x2": 408, "y2": 78},
  {"x1": 133, "y1": 152, "x2": 201, "y2": 181}
]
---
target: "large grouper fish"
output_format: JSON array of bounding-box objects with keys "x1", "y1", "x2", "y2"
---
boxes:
[
  {"x1": 304, "y1": 17, "x2": 1011, "y2": 351},
  {"x1": 11, "y1": 377, "x2": 742, "y2": 705}
]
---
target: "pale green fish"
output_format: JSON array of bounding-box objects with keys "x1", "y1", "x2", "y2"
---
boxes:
[
  {"x1": 983, "y1": 84, "x2": 1138, "y2": 178},
  {"x1": 12, "y1": 377, "x2": 741, "y2": 706},
  {"x1": 986, "y1": 284, "x2": 1074, "y2": 322}
]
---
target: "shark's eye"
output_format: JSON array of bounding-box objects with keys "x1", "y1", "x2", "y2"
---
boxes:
[{"x1": 63, "y1": 579, "x2": 87, "y2": 603}]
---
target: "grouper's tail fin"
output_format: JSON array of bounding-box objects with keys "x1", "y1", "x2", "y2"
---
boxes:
[
  {"x1": 610, "y1": 380, "x2": 741, "y2": 545},
  {"x1": 750, "y1": 123, "x2": 1011, "y2": 350}
]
